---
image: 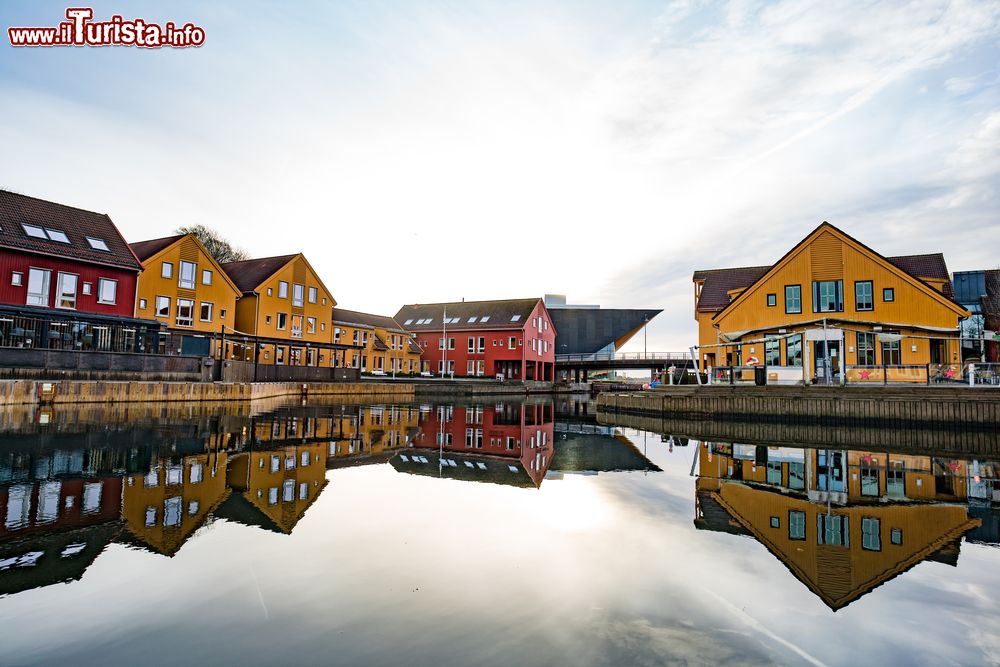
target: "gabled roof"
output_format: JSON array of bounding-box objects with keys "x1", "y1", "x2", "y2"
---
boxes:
[
  {"x1": 887, "y1": 254, "x2": 953, "y2": 297},
  {"x1": 395, "y1": 298, "x2": 544, "y2": 332},
  {"x1": 129, "y1": 234, "x2": 185, "y2": 262},
  {"x1": 408, "y1": 338, "x2": 423, "y2": 354},
  {"x1": 331, "y1": 308, "x2": 407, "y2": 332},
  {"x1": 0, "y1": 190, "x2": 142, "y2": 271},
  {"x1": 371, "y1": 333, "x2": 389, "y2": 351},
  {"x1": 220, "y1": 254, "x2": 297, "y2": 294},
  {"x1": 693, "y1": 265, "x2": 772, "y2": 312},
  {"x1": 696, "y1": 222, "x2": 968, "y2": 319}
]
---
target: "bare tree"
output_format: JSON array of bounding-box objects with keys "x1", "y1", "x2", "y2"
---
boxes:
[
  {"x1": 176, "y1": 224, "x2": 250, "y2": 263},
  {"x1": 984, "y1": 269, "x2": 1000, "y2": 362}
]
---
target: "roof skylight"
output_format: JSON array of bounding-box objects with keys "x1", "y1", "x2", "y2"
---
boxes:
[
  {"x1": 86, "y1": 236, "x2": 110, "y2": 251},
  {"x1": 45, "y1": 229, "x2": 70, "y2": 243},
  {"x1": 22, "y1": 224, "x2": 46, "y2": 239},
  {"x1": 511, "y1": 314, "x2": 521, "y2": 321}
]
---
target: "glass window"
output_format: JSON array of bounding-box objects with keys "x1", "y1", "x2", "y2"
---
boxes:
[
  {"x1": 202, "y1": 269, "x2": 212, "y2": 285},
  {"x1": 278, "y1": 281, "x2": 288, "y2": 299},
  {"x1": 22, "y1": 224, "x2": 47, "y2": 239},
  {"x1": 855, "y1": 280, "x2": 873, "y2": 311},
  {"x1": 862, "y1": 517, "x2": 881, "y2": 551},
  {"x1": 82, "y1": 282, "x2": 92, "y2": 295},
  {"x1": 55, "y1": 272, "x2": 77, "y2": 309},
  {"x1": 268, "y1": 487, "x2": 278, "y2": 505},
  {"x1": 813, "y1": 280, "x2": 843, "y2": 312},
  {"x1": 817, "y1": 514, "x2": 849, "y2": 546},
  {"x1": 307, "y1": 317, "x2": 316, "y2": 334},
  {"x1": 176, "y1": 299, "x2": 194, "y2": 327},
  {"x1": 155, "y1": 296, "x2": 170, "y2": 317},
  {"x1": 200, "y1": 302, "x2": 213, "y2": 322},
  {"x1": 770, "y1": 516, "x2": 780, "y2": 528},
  {"x1": 785, "y1": 285, "x2": 802, "y2": 314},
  {"x1": 766, "y1": 293, "x2": 776, "y2": 307},
  {"x1": 86, "y1": 236, "x2": 110, "y2": 251},
  {"x1": 178, "y1": 261, "x2": 196, "y2": 289},
  {"x1": 292, "y1": 283, "x2": 304, "y2": 307},
  {"x1": 881, "y1": 333, "x2": 901, "y2": 365},
  {"x1": 26, "y1": 268, "x2": 51, "y2": 306},
  {"x1": 291, "y1": 314, "x2": 303, "y2": 337},
  {"x1": 145, "y1": 506, "x2": 156, "y2": 527},
  {"x1": 164, "y1": 496, "x2": 182, "y2": 527},
  {"x1": 161, "y1": 262, "x2": 173, "y2": 279},
  {"x1": 857, "y1": 332, "x2": 876, "y2": 365},
  {"x1": 308, "y1": 286, "x2": 318, "y2": 303},
  {"x1": 765, "y1": 338, "x2": 781, "y2": 366},
  {"x1": 766, "y1": 462, "x2": 782, "y2": 485},
  {"x1": 786, "y1": 334, "x2": 802, "y2": 367},
  {"x1": 788, "y1": 462, "x2": 805, "y2": 490},
  {"x1": 789, "y1": 510, "x2": 806, "y2": 540},
  {"x1": 277, "y1": 313, "x2": 287, "y2": 330},
  {"x1": 887, "y1": 461, "x2": 905, "y2": 497},
  {"x1": 82, "y1": 482, "x2": 102, "y2": 513},
  {"x1": 11, "y1": 271, "x2": 22, "y2": 286},
  {"x1": 883, "y1": 287, "x2": 895, "y2": 302},
  {"x1": 45, "y1": 229, "x2": 69, "y2": 243},
  {"x1": 891, "y1": 528, "x2": 903, "y2": 545},
  {"x1": 97, "y1": 278, "x2": 117, "y2": 304},
  {"x1": 861, "y1": 463, "x2": 879, "y2": 496},
  {"x1": 189, "y1": 463, "x2": 203, "y2": 484}
]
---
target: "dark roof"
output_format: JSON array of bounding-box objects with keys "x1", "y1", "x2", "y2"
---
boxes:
[
  {"x1": 0, "y1": 190, "x2": 141, "y2": 271},
  {"x1": 389, "y1": 449, "x2": 536, "y2": 488},
  {"x1": 129, "y1": 234, "x2": 185, "y2": 262},
  {"x1": 395, "y1": 298, "x2": 542, "y2": 331},
  {"x1": 331, "y1": 308, "x2": 406, "y2": 332},
  {"x1": 220, "y1": 254, "x2": 297, "y2": 293},
  {"x1": 549, "y1": 308, "x2": 663, "y2": 354},
  {"x1": 371, "y1": 333, "x2": 389, "y2": 351},
  {"x1": 887, "y1": 253, "x2": 949, "y2": 281},
  {"x1": 408, "y1": 338, "x2": 422, "y2": 354},
  {"x1": 693, "y1": 266, "x2": 770, "y2": 311}
]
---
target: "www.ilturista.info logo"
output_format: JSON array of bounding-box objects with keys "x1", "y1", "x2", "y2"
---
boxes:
[{"x1": 8, "y1": 8, "x2": 205, "y2": 48}]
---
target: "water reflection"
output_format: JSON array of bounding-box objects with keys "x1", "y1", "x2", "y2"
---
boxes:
[
  {"x1": 0, "y1": 398, "x2": 658, "y2": 599},
  {"x1": 694, "y1": 440, "x2": 1000, "y2": 610}
]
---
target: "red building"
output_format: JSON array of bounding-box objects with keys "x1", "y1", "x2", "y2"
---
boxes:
[
  {"x1": 0, "y1": 190, "x2": 153, "y2": 351},
  {"x1": 395, "y1": 298, "x2": 557, "y2": 381}
]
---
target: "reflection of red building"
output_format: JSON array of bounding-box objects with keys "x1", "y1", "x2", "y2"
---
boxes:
[
  {"x1": 0, "y1": 477, "x2": 123, "y2": 540},
  {"x1": 395, "y1": 298, "x2": 557, "y2": 381},
  {"x1": 408, "y1": 403, "x2": 555, "y2": 487}
]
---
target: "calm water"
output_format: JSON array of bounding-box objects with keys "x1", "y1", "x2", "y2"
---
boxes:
[{"x1": 1, "y1": 397, "x2": 999, "y2": 666}]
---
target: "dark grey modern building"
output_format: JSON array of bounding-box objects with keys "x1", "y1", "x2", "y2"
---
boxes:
[{"x1": 543, "y1": 294, "x2": 661, "y2": 357}]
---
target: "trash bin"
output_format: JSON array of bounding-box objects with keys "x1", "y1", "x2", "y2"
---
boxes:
[{"x1": 754, "y1": 366, "x2": 767, "y2": 386}]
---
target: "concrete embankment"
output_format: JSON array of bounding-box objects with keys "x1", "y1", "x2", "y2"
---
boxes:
[
  {"x1": 596, "y1": 385, "x2": 1000, "y2": 428},
  {"x1": 0, "y1": 378, "x2": 589, "y2": 407}
]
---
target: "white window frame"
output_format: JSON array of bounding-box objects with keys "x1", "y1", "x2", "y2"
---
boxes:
[
  {"x1": 97, "y1": 278, "x2": 117, "y2": 305},
  {"x1": 11, "y1": 271, "x2": 23, "y2": 286},
  {"x1": 200, "y1": 301, "x2": 213, "y2": 322},
  {"x1": 55, "y1": 272, "x2": 78, "y2": 309},
  {"x1": 308, "y1": 286, "x2": 318, "y2": 304},
  {"x1": 202, "y1": 269, "x2": 213, "y2": 285},
  {"x1": 292, "y1": 283, "x2": 305, "y2": 307},
  {"x1": 175, "y1": 298, "x2": 195, "y2": 327},
  {"x1": 161, "y1": 262, "x2": 173, "y2": 279},
  {"x1": 278, "y1": 281, "x2": 289, "y2": 299},
  {"x1": 178, "y1": 260, "x2": 196, "y2": 290},
  {"x1": 155, "y1": 295, "x2": 170, "y2": 317}
]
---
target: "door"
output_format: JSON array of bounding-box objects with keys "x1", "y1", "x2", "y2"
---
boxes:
[{"x1": 813, "y1": 341, "x2": 841, "y2": 382}]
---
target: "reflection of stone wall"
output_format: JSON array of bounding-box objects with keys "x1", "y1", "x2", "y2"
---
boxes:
[{"x1": 597, "y1": 410, "x2": 1000, "y2": 457}]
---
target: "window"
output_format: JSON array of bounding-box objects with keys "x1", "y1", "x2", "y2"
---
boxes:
[
  {"x1": 202, "y1": 269, "x2": 213, "y2": 285},
  {"x1": 97, "y1": 278, "x2": 117, "y2": 304},
  {"x1": 139, "y1": 298, "x2": 147, "y2": 309},
  {"x1": 766, "y1": 293, "x2": 776, "y2": 307},
  {"x1": 11, "y1": 271, "x2": 22, "y2": 286},
  {"x1": 178, "y1": 261, "x2": 196, "y2": 289},
  {"x1": 883, "y1": 287, "x2": 895, "y2": 302},
  {"x1": 511, "y1": 314, "x2": 521, "y2": 321},
  {"x1": 82, "y1": 282, "x2": 91, "y2": 295},
  {"x1": 267, "y1": 287, "x2": 273, "y2": 296},
  {"x1": 891, "y1": 528, "x2": 903, "y2": 545},
  {"x1": 155, "y1": 296, "x2": 170, "y2": 317},
  {"x1": 276, "y1": 346, "x2": 286, "y2": 365},
  {"x1": 292, "y1": 283, "x2": 304, "y2": 307},
  {"x1": 22, "y1": 224, "x2": 47, "y2": 239},
  {"x1": 278, "y1": 281, "x2": 289, "y2": 299},
  {"x1": 27, "y1": 268, "x2": 52, "y2": 306},
  {"x1": 785, "y1": 285, "x2": 801, "y2": 314},
  {"x1": 277, "y1": 313, "x2": 287, "y2": 330},
  {"x1": 770, "y1": 516, "x2": 780, "y2": 528},
  {"x1": 856, "y1": 332, "x2": 876, "y2": 365},
  {"x1": 45, "y1": 229, "x2": 69, "y2": 243},
  {"x1": 881, "y1": 333, "x2": 901, "y2": 365},
  {"x1": 145, "y1": 507, "x2": 157, "y2": 527},
  {"x1": 887, "y1": 461, "x2": 905, "y2": 497},
  {"x1": 220, "y1": 309, "x2": 227, "y2": 319},
  {"x1": 162, "y1": 262, "x2": 173, "y2": 279},
  {"x1": 812, "y1": 280, "x2": 843, "y2": 312},
  {"x1": 861, "y1": 517, "x2": 881, "y2": 551},
  {"x1": 55, "y1": 272, "x2": 77, "y2": 309},
  {"x1": 307, "y1": 317, "x2": 316, "y2": 334},
  {"x1": 855, "y1": 280, "x2": 873, "y2": 311},
  {"x1": 86, "y1": 236, "x2": 110, "y2": 251},
  {"x1": 176, "y1": 298, "x2": 194, "y2": 327},
  {"x1": 291, "y1": 314, "x2": 303, "y2": 338},
  {"x1": 786, "y1": 334, "x2": 802, "y2": 367},
  {"x1": 789, "y1": 510, "x2": 806, "y2": 540},
  {"x1": 861, "y1": 462, "x2": 879, "y2": 496},
  {"x1": 200, "y1": 302, "x2": 213, "y2": 322},
  {"x1": 468, "y1": 336, "x2": 476, "y2": 353},
  {"x1": 308, "y1": 286, "x2": 318, "y2": 304},
  {"x1": 765, "y1": 337, "x2": 781, "y2": 366},
  {"x1": 478, "y1": 336, "x2": 485, "y2": 352},
  {"x1": 480, "y1": 316, "x2": 490, "y2": 323},
  {"x1": 817, "y1": 514, "x2": 849, "y2": 546}
]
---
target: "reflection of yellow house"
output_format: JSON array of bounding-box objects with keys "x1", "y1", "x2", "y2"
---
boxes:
[
  {"x1": 696, "y1": 480, "x2": 980, "y2": 610},
  {"x1": 129, "y1": 233, "x2": 242, "y2": 354},
  {"x1": 331, "y1": 309, "x2": 422, "y2": 375},
  {"x1": 220, "y1": 443, "x2": 327, "y2": 534},
  {"x1": 325, "y1": 405, "x2": 420, "y2": 464},
  {"x1": 121, "y1": 451, "x2": 230, "y2": 556},
  {"x1": 220, "y1": 254, "x2": 337, "y2": 367},
  {"x1": 693, "y1": 223, "x2": 969, "y2": 382}
]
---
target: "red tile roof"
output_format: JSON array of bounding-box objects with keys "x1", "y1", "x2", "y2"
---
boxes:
[
  {"x1": 0, "y1": 190, "x2": 141, "y2": 271},
  {"x1": 220, "y1": 255, "x2": 297, "y2": 294},
  {"x1": 129, "y1": 234, "x2": 185, "y2": 262}
]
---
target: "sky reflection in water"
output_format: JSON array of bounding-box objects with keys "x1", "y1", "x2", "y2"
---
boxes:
[{"x1": 0, "y1": 397, "x2": 997, "y2": 666}]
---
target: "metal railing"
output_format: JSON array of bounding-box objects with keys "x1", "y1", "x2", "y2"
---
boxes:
[{"x1": 556, "y1": 351, "x2": 690, "y2": 363}]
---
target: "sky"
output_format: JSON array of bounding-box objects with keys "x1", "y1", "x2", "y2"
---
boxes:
[{"x1": 1, "y1": 0, "x2": 998, "y2": 351}]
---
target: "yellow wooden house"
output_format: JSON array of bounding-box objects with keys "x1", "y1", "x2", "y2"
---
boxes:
[
  {"x1": 129, "y1": 233, "x2": 242, "y2": 356},
  {"x1": 220, "y1": 254, "x2": 337, "y2": 367},
  {"x1": 331, "y1": 308, "x2": 422, "y2": 375},
  {"x1": 692, "y1": 223, "x2": 970, "y2": 383}
]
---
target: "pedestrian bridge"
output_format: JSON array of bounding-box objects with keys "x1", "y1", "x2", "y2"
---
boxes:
[{"x1": 555, "y1": 352, "x2": 694, "y2": 380}]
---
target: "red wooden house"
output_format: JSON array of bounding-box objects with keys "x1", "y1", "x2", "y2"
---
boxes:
[
  {"x1": 395, "y1": 298, "x2": 557, "y2": 381},
  {"x1": 0, "y1": 190, "x2": 154, "y2": 351}
]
